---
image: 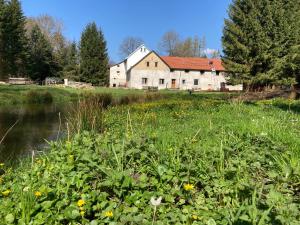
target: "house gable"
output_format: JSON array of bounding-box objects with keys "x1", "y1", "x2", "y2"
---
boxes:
[{"x1": 131, "y1": 51, "x2": 170, "y2": 71}]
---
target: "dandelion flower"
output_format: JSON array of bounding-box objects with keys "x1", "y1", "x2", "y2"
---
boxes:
[
  {"x1": 104, "y1": 211, "x2": 113, "y2": 218},
  {"x1": 183, "y1": 183, "x2": 194, "y2": 191},
  {"x1": 34, "y1": 191, "x2": 42, "y2": 197},
  {"x1": 77, "y1": 199, "x2": 85, "y2": 207},
  {"x1": 150, "y1": 196, "x2": 162, "y2": 206},
  {"x1": 2, "y1": 190, "x2": 11, "y2": 196}
]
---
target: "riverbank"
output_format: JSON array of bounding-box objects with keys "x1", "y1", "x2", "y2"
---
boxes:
[
  {"x1": 0, "y1": 85, "x2": 148, "y2": 106},
  {"x1": 1, "y1": 93, "x2": 299, "y2": 224}
]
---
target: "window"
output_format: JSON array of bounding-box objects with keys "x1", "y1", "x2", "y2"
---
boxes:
[
  {"x1": 159, "y1": 79, "x2": 164, "y2": 85},
  {"x1": 194, "y1": 79, "x2": 199, "y2": 85},
  {"x1": 117, "y1": 71, "x2": 120, "y2": 74},
  {"x1": 146, "y1": 62, "x2": 150, "y2": 67},
  {"x1": 142, "y1": 78, "x2": 148, "y2": 85},
  {"x1": 185, "y1": 70, "x2": 190, "y2": 73},
  {"x1": 117, "y1": 64, "x2": 120, "y2": 67},
  {"x1": 155, "y1": 62, "x2": 158, "y2": 67},
  {"x1": 182, "y1": 79, "x2": 186, "y2": 84},
  {"x1": 200, "y1": 71, "x2": 205, "y2": 75},
  {"x1": 216, "y1": 71, "x2": 220, "y2": 76},
  {"x1": 113, "y1": 84, "x2": 116, "y2": 87},
  {"x1": 170, "y1": 69, "x2": 174, "y2": 72},
  {"x1": 141, "y1": 48, "x2": 143, "y2": 52}
]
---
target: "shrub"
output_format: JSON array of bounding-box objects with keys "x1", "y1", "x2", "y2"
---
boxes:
[{"x1": 26, "y1": 91, "x2": 53, "y2": 104}]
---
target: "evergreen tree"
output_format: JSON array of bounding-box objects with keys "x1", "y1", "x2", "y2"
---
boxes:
[
  {"x1": 27, "y1": 25, "x2": 56, "y2": 81},
  {"x1": 5, "y1": 0, "x2": 28, "y2": 77},
  {"x1": 63, "y1": 41, "x2": 79, "y2": 81},
  {"x1": 222, "y1": 0, "x2": 300, "y2": 89},
  {"x1": 0, "y1": 0, "x2": 8, "y2": 79},
  {"x1": 79, "y1": 22, "x2": 109, "y2": 86}
]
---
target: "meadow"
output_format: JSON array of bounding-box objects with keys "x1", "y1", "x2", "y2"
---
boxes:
[{"x1": 0, "y1": 90, "x2": 300, "y2": 224}]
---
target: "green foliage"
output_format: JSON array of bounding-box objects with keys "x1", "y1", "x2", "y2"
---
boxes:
[
  {"x1": 27, "y1": 25, "x2": 57, "y2": 81},
  {"x1": 79, "y1": 22, "x2": 109, "y2": 86},
  {"x1": 0, "y1": 0, "x2": 28, "y2": 79},
  {"x1": 222, "y1": 0, "x2": 300, "y2": 87},
  {"x1": 62, "y1": 41, "x2": 80, "y2": 81},
  {"x1": 1, "y1": 94, "x2": 300, "y2": 224},
  {"x1": 26, "y1": 90, "x2": 53, "y2": 104}
]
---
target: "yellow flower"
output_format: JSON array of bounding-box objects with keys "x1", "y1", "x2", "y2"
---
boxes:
[
  {"x1": 0, "y1": 163, "x2": 4, "y2": 167},
  {"x1": 77, "y1": 199, "x2": 85, "y2": 207},
  {"x1": 183, "y1": 183, "x2": 194, "y2": 191},
  {"x1": 80, "y1": 211, "x2": 85, "y2": 217},
  {"x1": 2, "y1": 190, "x2": 11, "y2": 196},
  {"x1": 79, "y1": 207, "x2": 84, "y2": 211},
  {"x1": 34, "y1": 191, "x2": 42, "y2": 197},
  {"x1": 192, "y1": 215, "x2": 199, "y2": 220},
  {"x1": 104, "y1": 211, "x2": 113, "y2": 218}
]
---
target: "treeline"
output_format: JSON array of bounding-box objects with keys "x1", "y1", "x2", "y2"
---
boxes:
[
  {"x1": 222, "y1": 0, "x2": 300, "y2": 90},
  {"x1": 119, "y1": 31, "x2": 219, "y2": 59},
  {"x1": 0, "y1": 0, "x2": 109, "y2": 85}
]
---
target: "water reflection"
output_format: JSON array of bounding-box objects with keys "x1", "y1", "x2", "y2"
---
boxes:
[{"x1": 0, "y1": 104, "x2": 69, "y2": 162}]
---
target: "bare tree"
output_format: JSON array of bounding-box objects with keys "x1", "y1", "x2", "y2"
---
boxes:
[
  {"x1": 159, "y1": 31, "x2": 209, "y2": 57},
  {"x1": 119, "y1": 37, "x2": 144, "y2": 58},
  {"x1": 25, "y1": 14, "x2": 67, "y2": 52},
  {"x1": 158, "y1": 30, "x2": 180, "y2": 56}
]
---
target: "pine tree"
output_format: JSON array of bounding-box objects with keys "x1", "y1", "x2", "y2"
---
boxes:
[
  {"x1": 27, "y1": 25, "x2": 56, "y2": 81},
  {"x1": 0, "y1": 0, "x2": 7, "y2": 79},
  {"x1": 63, "y1": 41, "x2": 79, "y2": 81},
  {"x1": 222, "y1": 0, "x2": 300, "y2": 89},
  {"x1": 5, "y1": 0, "x2": 28, "y2": 77},
  {"x1": 79, "y1": 22, "x2": 109, "y2": 86}
]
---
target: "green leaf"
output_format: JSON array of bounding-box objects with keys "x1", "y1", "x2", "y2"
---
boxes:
[{"x1": 5, "y1": 214, "x2": 14, "y2": 224}]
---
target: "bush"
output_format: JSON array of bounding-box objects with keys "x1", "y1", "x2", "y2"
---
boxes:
[{"x1": 26, "y1": 91, "x2": 53, "y2": 104}]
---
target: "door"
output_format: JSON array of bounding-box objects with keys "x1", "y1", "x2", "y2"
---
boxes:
[{"x1": 171, "y1": 79, "x2": 176, "y2": 89}]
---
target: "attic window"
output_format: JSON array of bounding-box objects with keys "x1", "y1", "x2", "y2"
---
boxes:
[
  {"x1": 155, "y1": 62, "x2": 158, "y2": 67},
  {"x1": 141, "y1": 48, "x2": 143, "y2": 52},
  {"x1": 147, "y1": 62, "x2": 150, "y2": 67}
]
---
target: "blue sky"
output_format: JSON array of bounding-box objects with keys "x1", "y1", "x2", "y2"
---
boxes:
[{"x1": 21, "y1": 0, "x2": 232, "y2": 61}]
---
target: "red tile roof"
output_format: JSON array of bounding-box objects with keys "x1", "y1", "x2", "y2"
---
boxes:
[{"x1": 161, "y1": 56, "x2": 225, "y2": 71}]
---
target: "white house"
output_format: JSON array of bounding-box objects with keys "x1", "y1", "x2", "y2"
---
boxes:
[
  {"x1": 110, "y1": 44, "x2": 150, "y2": 87},
  {"x1": 110, "y1": 46, "x2": 242, "y2": 91}
]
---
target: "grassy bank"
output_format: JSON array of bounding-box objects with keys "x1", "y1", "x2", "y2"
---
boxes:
[
  {"x1": 0, "y1": 85, "x2": 149, "y2": 105},
  {"x1": 1, "y1": 93, "x2": 300, "y2": 224}
]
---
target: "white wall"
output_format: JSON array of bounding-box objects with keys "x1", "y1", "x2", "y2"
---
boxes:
[
  {"x1": 109, "y1": 62, "x2": 126, "y2": 87},
  {"x1": 125, "y1": 45, "x2": 150, "y2": 71},
  {"x1": 109, "y1": 45, "x2": 150, "y2": 87},
  {"x1": 128, "y1": 69, "x2": 234, "y2": 91}
]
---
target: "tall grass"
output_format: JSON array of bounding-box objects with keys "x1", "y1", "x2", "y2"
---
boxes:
[
  {"x1": 67, "y1": 92, "x2": 164, "y2": 135},
  {"x1": 26, "y1": 90, "x2": 53, "y2": 104}
]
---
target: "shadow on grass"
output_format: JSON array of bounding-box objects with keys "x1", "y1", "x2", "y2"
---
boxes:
[{"x1": 273, "y1": 102, "x2": 300, "y2": 114}]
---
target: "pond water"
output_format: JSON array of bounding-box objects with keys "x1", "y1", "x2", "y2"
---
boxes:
[{"x1": 0, "y1": 103, "x2": 70, "y2": 163}]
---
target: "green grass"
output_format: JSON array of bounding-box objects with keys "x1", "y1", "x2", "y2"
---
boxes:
[{"x1": 0, "y1": 93, "x2": 300, "y2": 224}]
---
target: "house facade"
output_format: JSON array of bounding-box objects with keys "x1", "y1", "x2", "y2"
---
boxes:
[{"x1": 110, "y1": 45, "x2": 242, "y2": 91}]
